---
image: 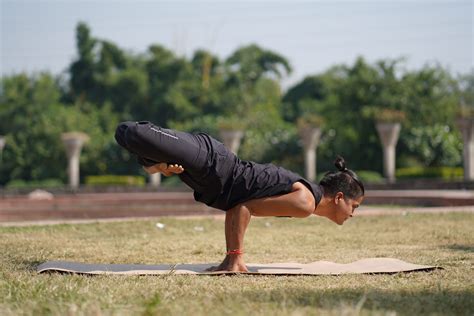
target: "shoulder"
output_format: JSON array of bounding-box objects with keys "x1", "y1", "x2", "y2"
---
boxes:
[
  {"x1": 292, "y1": 181, "x2": 316, "y2": 212},
  {"x1": 293, "y1": 180, "x2": 323, "y2": 205},
  {"x1": 291, "y1": 181, "x2": 307, "y2": 191}
]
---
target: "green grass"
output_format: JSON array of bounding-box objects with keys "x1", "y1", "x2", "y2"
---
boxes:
[{"x1": 1, "y1": 213, "x2": 473, "y2": 315}]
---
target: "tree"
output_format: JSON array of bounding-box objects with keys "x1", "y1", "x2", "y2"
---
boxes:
[
  {"x1": 283, "y1": 57, "x2": 462, "y2": 171},
  {"x1": 0, "y1": 73, "x2": 122, "y2": 186},
  {"x1": 223, "y1": 44, "x2": 292, "y2": 117},
  {"x1": 69, "y1": 22, "x2": 97, "y2": 102}
]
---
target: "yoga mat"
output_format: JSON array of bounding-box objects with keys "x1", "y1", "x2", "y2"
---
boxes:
[{"x1": 37, "y1": 258, "x2": 440, "y2": 275}]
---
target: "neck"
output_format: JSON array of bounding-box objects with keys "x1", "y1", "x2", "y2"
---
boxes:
[{"x1": 314, "y1": 195, "x2": 332, "y2": 217}]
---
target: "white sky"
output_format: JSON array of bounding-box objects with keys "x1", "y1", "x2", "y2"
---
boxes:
[{"x1": 1, "y1": 0, "x2": 473, "y2": 88}]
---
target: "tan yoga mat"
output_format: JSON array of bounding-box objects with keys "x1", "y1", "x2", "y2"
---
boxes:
[{"x1": 37, "y1": 258, "x2": 440, "y2": 275}]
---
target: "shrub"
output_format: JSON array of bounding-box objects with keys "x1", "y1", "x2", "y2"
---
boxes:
[
  {"x1": 396, "y1": 167, "x2": 463, "y2": 180},
  {"x1": 85, "y1": 175, "x2": 145, "y2": 186},
  {"x1": 316, "y1": 170, "x2": 384, "y2": 184},
  {"x1": 5, "y1": 178, "x2": 64, "y2": 189},
  {"x1": 354, "y1": 170, "x2": 384, "y2": 183}
]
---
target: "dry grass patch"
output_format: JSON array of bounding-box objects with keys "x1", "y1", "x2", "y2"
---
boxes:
[{"x1": 1, "y1": 212, "x2": 473, "y2": 315}]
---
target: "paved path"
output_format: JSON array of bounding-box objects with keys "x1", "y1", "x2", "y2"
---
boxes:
[
  {"x1": 1, "y1": 190, "x2": 473, "y2": 225},
  {"x1": 1, "y1": 205, "x2": 472, "y2": 227}
]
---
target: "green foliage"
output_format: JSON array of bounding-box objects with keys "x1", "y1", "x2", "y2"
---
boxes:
[
  {"x1": 457, "y1": 70, "x2": 474, "y2": 118},
  {"x1": 297, "y1": 113, "x2": 325, "y2": 130},
  {"x1": 282, "y1": 76, "x2": 327, "y2": 121},
  {"x1": 0, "y1": 22, "x2": 468, "y2": 186},
  {"x1": 6, "y1": 178, "x2": 63, "y2": 189},
  {"x1": 403, "y1": 124, "x2": 463, "y2": 167},
  {"x1": 362, "y1": 107, "x2": 406, "y2": 123},
  {"x1": 85, "y1": 175, "x2": 145, "y2": 186},
  {"x1": 396, "y1": 167, "x2": 463, "y2": 180},
  {"x1": 216, "y1": 115, "x2": 247, "y2": 130},
  {"x1": 284, "y1": 56, "x2": 462, "y2": 172},
  {"x1": 169, "y1": 115, "x2": 220, "y2": 136},
  {"x1": 225, "y1": 44, "x2": 292, "y2": 84},
  {"x1": 354, "y1": 170, "x2": 384, "y2": 183},
  {"x1": 0, "y1": 72, "x2": 121, "y2": 185}
]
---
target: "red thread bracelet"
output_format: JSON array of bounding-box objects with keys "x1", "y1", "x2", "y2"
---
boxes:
[{"x1": 226, "y1": 249, "x2": 243, "y2": 255}]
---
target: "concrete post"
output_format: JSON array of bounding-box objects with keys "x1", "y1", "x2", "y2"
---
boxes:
[
  {"x1": 298, "y1": 127, "x2": 322, "y2": 182},
  {"x1": 149, "y1": 173, "x2": 161, "y2": 187},
  {"x1": 61, "y1": 132, "x2": 89, "y2": 189},
  {"x1": 0, "y1": 136, "x2": 5, "y2": 162},
  {"x1": 375, "y1": 122, "x2": 401, "y2": 183},
  {"x1": 219, "y1": 129, "x2": 244, "y2": 154},
  {"x1": 456, "y1": 117, "x2": 474, "y2": 180}
]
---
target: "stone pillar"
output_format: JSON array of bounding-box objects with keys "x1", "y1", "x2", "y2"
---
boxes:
[
  {"x1": 219, "y1": 129, "x2": 244, "y2": 154},
  {"x1": 298, "y1": 127, "x2": 322, "y2": 182},
  {"x1": 375, "y1": 122, "x2": 401, "y2": 183},
  {"x1": 0, "y1": 136, "x2": 5, "y2": 162},
  {"x1": 149, "y1": 173, "x2": 161, "y2": 187},
  {"x1": 61, "y1": 132, "x2": 89, "y2": 189},
  {"x1": 456, "y1": 117, "x2": 474, "y2": 180}
]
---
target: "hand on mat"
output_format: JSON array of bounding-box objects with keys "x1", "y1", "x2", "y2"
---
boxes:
[
  {"x1": 143, "y1": 163, "x2": 184, "y2": 176},
  {"x1": 206, "y1": 255, "x2": 249, "y2": 273}
]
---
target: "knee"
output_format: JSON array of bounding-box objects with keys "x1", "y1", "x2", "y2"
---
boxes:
[
  {"x1": 115, "y1": 121, "x2": 147, "y2": 151},
  {"x1": 229, "y1": 203, "x2": 252, "y2": 216},
  {"x1": 114, "y1": 121, "x2": 135, "y2": 149}
]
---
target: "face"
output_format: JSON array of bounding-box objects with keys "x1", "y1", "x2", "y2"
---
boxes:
[{"x1": 330, "y1": 192, "x2": 363, "y2": 225}]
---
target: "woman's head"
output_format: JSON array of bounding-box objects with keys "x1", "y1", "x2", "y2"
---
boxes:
[
  {"x1": 320, "y1": 156, "x2": 364, "y2": 199},
  {"x1": 317, "y1": 156, "x2": 365, "y2": 225}
]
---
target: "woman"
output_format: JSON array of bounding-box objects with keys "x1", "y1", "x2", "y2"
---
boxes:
[{"x1": 115, "y1": 121, "x2": 365, "y2": 272}]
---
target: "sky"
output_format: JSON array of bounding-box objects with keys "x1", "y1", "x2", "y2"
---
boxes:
[{"x1": 1, "y1": 0, "x2": 473, "y2": 88}]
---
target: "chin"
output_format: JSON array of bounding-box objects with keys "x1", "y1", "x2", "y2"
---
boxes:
[
  {"x1": 333, "y1": 218, "x2": 344, "y2": 225},
  {"x1": 337, "y1": 218, "x2": 348, "y2": 225}
]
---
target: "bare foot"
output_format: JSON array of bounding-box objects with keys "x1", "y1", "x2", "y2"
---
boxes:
[
  {"x1": 166, "y1": 164, "x2": 184, "y2": 175},
  {"x1": 226, "y1": 260, "x2": 249, "y2": 273},
  {"x1": 206, "y1": 255, "x2": 248, "y2": 273},
  {"x1": 143, "y1": 163, "x2": 184, "y2": 176},
  {"x1": 206, "y1": 255, "x2": 230, "y2": 272}
]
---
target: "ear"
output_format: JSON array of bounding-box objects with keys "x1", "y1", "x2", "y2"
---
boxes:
[{"x1": 334, "y1": 192, "x2": 344, "y2": 205}]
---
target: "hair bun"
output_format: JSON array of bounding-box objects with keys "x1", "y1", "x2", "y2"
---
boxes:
[{"x1": 334, "y1": 155, "x2": 348, "y2": 172}]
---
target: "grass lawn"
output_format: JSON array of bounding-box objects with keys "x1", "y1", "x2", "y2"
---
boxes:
[{"x1": 1, "y1": 212, "x2": 473, "y2": 315}]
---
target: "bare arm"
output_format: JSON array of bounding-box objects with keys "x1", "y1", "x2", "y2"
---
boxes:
[
  {"x1": 208, "y1": 182, "x2": 315, "y2": 273},
  {"x1": 244, "y1": 181, "x2": 315, "y2": 217}
]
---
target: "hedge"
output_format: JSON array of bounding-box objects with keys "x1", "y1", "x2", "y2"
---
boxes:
[
  {"x1": 316, "y1": 170, "x2": 383, "y2": 183},
  {"x1": 6, "y1": 178, "x2": 64, "y2": 189},
  {"x1": 85, "y1": 175, "x2": 145, "y2": 186},
  {"x1": 354, "y1": 170, "x2": 384, "y2": 183},
  {"x1": 395, "y1": 167, "x2": 463, "y2": 180}
]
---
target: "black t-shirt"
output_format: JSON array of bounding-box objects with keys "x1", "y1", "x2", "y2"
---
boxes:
[{"x1": 186, "y1": 133, "x2": 324, "y2": 211}]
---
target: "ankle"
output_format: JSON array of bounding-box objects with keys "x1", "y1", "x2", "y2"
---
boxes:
[{"x1": 226, "y1": 249, "x2": 244, "y2": 255}]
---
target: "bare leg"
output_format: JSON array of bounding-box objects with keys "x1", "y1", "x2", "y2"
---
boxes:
[
  {"x1": 206, "y1": 205, "x2": 250, "y2": 272},
  {"x1": 206, "y1": 210, "x2": 231, "y2": 271}
]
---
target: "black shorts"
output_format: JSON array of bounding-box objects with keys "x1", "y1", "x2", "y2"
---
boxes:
[{"x1": 115, "y1": 121, "x2": 237, "y2": 207}]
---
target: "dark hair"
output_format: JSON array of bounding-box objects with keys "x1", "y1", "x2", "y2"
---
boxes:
[{"x1": 319, "y1": 155, "x2": 365, "y2": 199}]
